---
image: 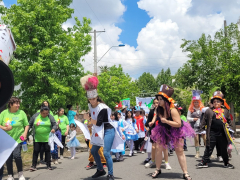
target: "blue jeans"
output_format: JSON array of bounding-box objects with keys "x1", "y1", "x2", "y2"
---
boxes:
[{"x1": 91, "y1": 128, "x2": 115, "y2": 175}]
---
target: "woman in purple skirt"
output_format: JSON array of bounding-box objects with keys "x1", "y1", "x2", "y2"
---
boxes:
[{"x1": 149, "y1": 84, "x2": 195, "y2": 179}]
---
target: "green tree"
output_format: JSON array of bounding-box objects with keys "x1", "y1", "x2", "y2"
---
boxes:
[
  {"x1": 156, "y1": 68, "x2": 173, "y2": 87},
  {"x1": 97, "y1": 65, "x2": 139, "y2": 109},
  {"x1": 0, "y1": 0, "x2": 92, "y2": 115},
  {"x1": 136, "y1": 72, "x2": 158, "y2": 96},
  {"x1": 176, "y1": 23, "x2": 240, "y2": 114},
  {"x1": 99, "y1": 65, "x2": 110, "y2": 73}
]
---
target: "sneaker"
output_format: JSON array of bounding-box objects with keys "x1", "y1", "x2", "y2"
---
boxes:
[
  {"x1": 107, "y1": 174, "x2": 114, "y2": 180},
  {"x1": 92, "y1": 169, "x2": 106, "y2": 178},
  {"x1": 144, "y1": 158, "x2": 151, "y2": 164},
  {"x1": 195, "y1": 151, "x2": 200, "y2": 159},
  {"x1": 197, "y1": 162, "x2": 208, "y2": 168},
  {"x1": 60, "y1": 155, "x2": 63, "y2": 160},
  {"x1": 103, "y1": 164, "x2": 107, "y2": 169},
  {"x1": 210, "y1": 155, "x2": 214, "y2": 159},
  {"x1": 86, "y1": 162, "x2": 94, "y2": 170},
  {"x1": 141, "y1": 151, "x2": 145, "y2": 154},
  {"x1": 55, "y1": 159, "x2": 59, "y2": 165},
  {"x1": 7, "y1": 175, "x2": 14, "y2": 180},
  {"x1": 30, "y1": 166, "x2": 37, "y2": 171},
  {"x1": 133, "y1": 150, "x2": 137, "y2": 154},
  {"x1": 129, "y1": 152, "x2": 132, "y2": 157},
  {"x1": 145, "y1": 160, "x2": 155, "y2": 168},
  {"x1": 224, "y1": 163, "x2": 234, "y2": 169},
  {"x1": 119, "y1": 155, "x2": 124, "y2": 161},
  {"x1": 116, "y1": 158, "x2": 120, "y2": 162},
  {"x1": 47, "y1": 166, "x2": 53, "y2": 170},
  {"x1": 71, "y1": 157, "x2": 75, "y2": 160},
  {"x1": 165, "y1": 163, "x2": 172, "y2": 170},
  {"x1": 18, "y1": 171, "x2": 26, "y2": 180},
  {"x1": 217, "y1": 156, "x2": 223, "y2": 162}
]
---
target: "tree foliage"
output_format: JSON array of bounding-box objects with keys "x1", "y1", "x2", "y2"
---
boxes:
[
  {"x1": 97, "y1": 65, "x2": 139, "y2": 109},
  {"x1": 156, "y1": 68, "x2": 173, "y2": 87},
  {"x1": 0, "y1": 0, "x2": 92, "y2": 115},
  {"x1": 136, "y1": 72, "x2": 158, "y2": 96},
  {"x1": 175, "y1": 23, "x2": 240, "y2": 110}
]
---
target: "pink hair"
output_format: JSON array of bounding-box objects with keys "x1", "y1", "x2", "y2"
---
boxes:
[{"x1": 80, "y1": 75, "x2": 99, "y2": 90}]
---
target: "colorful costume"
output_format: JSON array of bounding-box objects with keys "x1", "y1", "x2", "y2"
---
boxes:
[{"x1": 151, "y1": 84, "x2": 195, "y2": 148}]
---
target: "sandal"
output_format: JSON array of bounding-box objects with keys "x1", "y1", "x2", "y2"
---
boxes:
[
  {"x1": 183, "y1": 173, "x2": 192, "y2": 180},
  {"x1": 151, "y1": 169, "x2": 161, "y2": 178}
]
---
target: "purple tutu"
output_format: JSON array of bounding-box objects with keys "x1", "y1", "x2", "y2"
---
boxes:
[{"x1": 151, "y1": 121, "x2": 195, "y2": 148}]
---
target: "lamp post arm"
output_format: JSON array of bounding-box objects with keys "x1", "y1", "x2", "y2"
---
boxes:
[{"x1": 97, "y1": 46, "x2": 115, "y2": 63}]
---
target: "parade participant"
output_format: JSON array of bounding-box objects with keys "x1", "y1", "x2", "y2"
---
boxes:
[
  {"x1": 29, "y1": 106, "x2": 57, "y2": 171},
  {"x1": 84, "y1": 113, "x2": 107, "y2": 169},
  {"x1": 37, "y1": 101, "x2": 54, "y2": 164},
  {"x1": 37, "y1": 101, "x2": 54, "y2": 116},
  {"x1": 81, "y1": 74, "x2": 124, "y2": 180},
  {"x1": 178, "y1": 106, "x2": 188, "y2": 151},
  {"x1": 145, "y1": 98, "x2": 158, "y2": 168},
  {"x1": 67, "y1": 104, "x2": 79, "y2": 126},
  {"x1": 150, "y1": 84, "x2": 195, "y2": 179},
  {"x1": 0, "y1": 97, "x2": 29, "y2": 180},
  {"x1": 66, "y1": 123, "x2": 80, "y2": 159},
  {"x1": 187, "y1": 90, "x2": 206, "y2": 158},
  {"x1": 124, "y1": 109, "x2": 138, "y2": 157},
  {"x1": 133, "y1": 106, "x2": 145, "y2": 154},
  {"x1": 54, "y1": 108, "x2": 69, "y2": 159},
  {"x1": 111, "y1": 111, "x2": 126, "y2": 162},
  {"x1": 121, "y1": 105, "x2": 127, "y2": 119},
  {"x1": 197, "y1": 91, "x2": 234, "y2": 169},
  {"x1": 51, "y1": 122, "x2": 62, "y2": 164}
]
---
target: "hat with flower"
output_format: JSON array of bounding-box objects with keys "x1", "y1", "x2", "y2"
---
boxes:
[{"x1": 80, "y1": 75, "x2": 99, "y2": 99}]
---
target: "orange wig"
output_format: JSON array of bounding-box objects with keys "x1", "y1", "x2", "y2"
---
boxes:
[{"x1": 188, "y1": 100, "x2": 204, "y2": 113}]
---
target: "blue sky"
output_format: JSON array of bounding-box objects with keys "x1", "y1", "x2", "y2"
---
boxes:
[
  {"x1": 117, "y1": 0, "x2": 150, "y2": 48},
  {"x1": 3, "y1": 0, "x2": 16, "y2": 8}
]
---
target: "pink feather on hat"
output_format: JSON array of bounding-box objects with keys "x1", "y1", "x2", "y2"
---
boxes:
[{"x1": 80, "y1": 75, "x2": 99, "y2": 90}]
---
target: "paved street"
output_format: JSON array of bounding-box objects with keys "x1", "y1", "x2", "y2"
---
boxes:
[{"x1": 20, "y1": 139, "x2": 240, "y2": 180}]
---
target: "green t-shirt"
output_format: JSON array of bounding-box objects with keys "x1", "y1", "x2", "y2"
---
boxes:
[
  {"x1": 0, "y1": 109, "x2": 29, "y2": 143},
  {"x1": 34, "y1": 114, "x2": 51, "y2": 142},
  {"x1": 54, "y1": 115, "x2": 69, "y2": 135},
  {"x1": 37, "y1": 110, "x2": 54, "y2": 116},
  {"x1": 180, "y1": 115, "x2": 187, "y2": 122}
]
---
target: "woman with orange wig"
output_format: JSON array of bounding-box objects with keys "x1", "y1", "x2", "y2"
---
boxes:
[{"x1": 187, "y1": 90, "x2": 206, "y2": 159}]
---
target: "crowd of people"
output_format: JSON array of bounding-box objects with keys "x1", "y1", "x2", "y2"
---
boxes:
[{"x1": 0, "y1": 74, "x2": 236, "y2": 180}]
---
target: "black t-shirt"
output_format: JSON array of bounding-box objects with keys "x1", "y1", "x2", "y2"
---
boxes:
[
  {"x1": 96, "y1": 109, "x2": 114, "y2": 130},
  {"x1": 210, "y1": 114, "x2": 225, "y2": 136}
]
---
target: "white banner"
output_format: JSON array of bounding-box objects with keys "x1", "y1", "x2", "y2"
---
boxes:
[
  {"x1": 121, "y1": 100, "x2": 130, "y2": 108},
  {"x1": 136, "y1": 97, "x2": 155, "y2": 114},
  {"x1": 0, "y1": 129, "x2": 18, "y2": 168},
  {"x1": 0, "y1": 24, "x2": 16, "y2": 65}
]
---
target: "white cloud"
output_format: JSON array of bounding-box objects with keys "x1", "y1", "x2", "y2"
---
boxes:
[{"x1": 65, "y1": 0, "x2": 240, "y2": 79}]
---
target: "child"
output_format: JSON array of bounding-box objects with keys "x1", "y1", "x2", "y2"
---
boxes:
[
  {"x1": 134, "y1": 106, "x2": 145, "y2": 154},
  {"x1": 51, "y1": 123, "x2": 62, "y2": 164},
  {"x1": 125, "y1": 109, "x2": 138, "y2": 156},
  {"x1": 67, "y1": 123, "x2": 80, "y2": 159},
  {"x1": 111, "y1": 111, "x2": 125, "y2": 161}
]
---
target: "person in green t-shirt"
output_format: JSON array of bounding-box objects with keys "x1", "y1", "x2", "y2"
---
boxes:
[
  {"x1": 29, "y1": 106, "x2": 57, "y2": 171},
  {"x1": 177, "y1": 106, "x2": 188, "y2": 151},
  {"x1": 54, "y1": 108, "x2": 69, "y2": 159},
  {"x1": 37, "y1": 100, "x2": 54, "y2": 164},
  {"x1": 0, "y1": 97, "x2": 29, "y2": 180}
]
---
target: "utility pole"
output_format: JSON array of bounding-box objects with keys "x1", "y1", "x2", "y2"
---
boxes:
[{"x1": 91, "y1": 29, "x2": 105, "y2": 76}]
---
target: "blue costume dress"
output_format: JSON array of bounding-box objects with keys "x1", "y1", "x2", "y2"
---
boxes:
[
  {"x1": 66, "y1": 130, "x2": 80, "y2": 147},
  {"x1": 111, "y1": 120, "x2": 125, "y2": 154},
  {"x1": 125, "y1": 118, "x2": 138, "y2": 141}
]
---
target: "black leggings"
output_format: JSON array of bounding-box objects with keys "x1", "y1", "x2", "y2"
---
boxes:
[
  {"x1": 6, "y1": 143, "x2": 23, "y2": 176},
  {"x1": 134, "y1": 138, "x2": 144, "y2": 151},
  {"x1": 32, "y1": 142, "x2": 51, "y2": 166},
  {"x1": 202, "y1": 134, "x2": 229, "y2": 165},
  {"x1": 60, "y1": 135, "x2": 66, "y2": 155},
  {"x1": 40, "y1": 145, "x2": 45, "y2": 161}
]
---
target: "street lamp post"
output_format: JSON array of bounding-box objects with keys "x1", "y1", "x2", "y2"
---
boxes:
[{"x1": 94, "y1": 44, "x2": 125, "y2": 76}]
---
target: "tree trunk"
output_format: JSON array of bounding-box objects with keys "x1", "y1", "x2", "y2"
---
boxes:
[{"x1": 230, "y1": 102, "x2": 236, "y2": 132}]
